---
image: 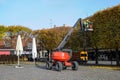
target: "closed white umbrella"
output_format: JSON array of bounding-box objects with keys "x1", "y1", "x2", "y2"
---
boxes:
[
  {"x1": 15, "y1": 35, "x2": 23, "y2": 68},
  {"x1": 32, "y1": 37, "x2": 37, "y2": 64}
]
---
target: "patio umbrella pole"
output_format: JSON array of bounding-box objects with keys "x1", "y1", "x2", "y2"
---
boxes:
[
  {"x1": 18, "y1": 51, "x2": 20, "y2": 66},
  {"x1": 34, "y1": 58, "x2": 36, "y2": 65}
]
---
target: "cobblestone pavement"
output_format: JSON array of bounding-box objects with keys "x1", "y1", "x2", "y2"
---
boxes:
[{"x1": 0, "y1": 63, "x2": 120, "y2": 80}]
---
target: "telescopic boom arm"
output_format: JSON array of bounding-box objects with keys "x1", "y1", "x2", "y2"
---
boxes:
[{"x1": 56, "y1": 18, "x2": 82, "y2": 50}]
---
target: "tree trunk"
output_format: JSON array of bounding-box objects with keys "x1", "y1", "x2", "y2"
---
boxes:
[
  {"x1": 116, "y1": 48, "x2": 119, "y2": 66},
  {"x1": 95, "y1": 48, "x2": 98, "y2": 64},
  {"x1": 115, "y1": 42, "x2": 119, "y2": 66}
]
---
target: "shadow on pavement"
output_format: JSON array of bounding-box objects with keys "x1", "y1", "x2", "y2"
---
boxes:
[
  {"x1": 80, "y1": 63, "x2": 118, "y2": 67},
  {"x1": 79, "y1": 63, "x2": 120, "y2": 71},
  {"x1": 79, "y1": 61, "x2": 120, "y2": 67},
  {"x1": 35, "y1": 63, "x2": 46, "y2": 70}
]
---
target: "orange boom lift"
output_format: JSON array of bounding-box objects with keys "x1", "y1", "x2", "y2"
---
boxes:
[{"x1": 46, "y1": 18, "x2": 82, "y2": 71}]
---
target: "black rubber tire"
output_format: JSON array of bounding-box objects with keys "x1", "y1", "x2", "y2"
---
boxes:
[
  {"x1": 72, "y1": 61, "x2": 78, "y2": 70},
  {"x1": 46, "y1": 61, "x2": 52, "y2": 70},
  {"x1": 83, "y1": 61, "x2": 88, "y2": 64},
  {"x1": 55, "y1": 62, "x2": 63, "y2": 71}
]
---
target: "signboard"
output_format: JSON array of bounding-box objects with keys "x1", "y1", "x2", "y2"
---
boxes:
[{"x1": 0, "y1": 51, "x2": 10, "y2": 55}]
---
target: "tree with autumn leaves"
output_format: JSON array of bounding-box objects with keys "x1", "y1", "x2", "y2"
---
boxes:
[
  {"x1": 34, "y1": 26, "x2": 71, "y2": 50},
  {"x1": 0, "y1": 25, "x2": 32, "y2": 48},
  {"x1": 89, "y1": 4, "x2": 120, "y2": 49}
]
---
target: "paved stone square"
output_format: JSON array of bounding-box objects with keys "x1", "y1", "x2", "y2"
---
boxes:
[{"x1": 0, "y1": 63, "x2": 120, "y2": 80}]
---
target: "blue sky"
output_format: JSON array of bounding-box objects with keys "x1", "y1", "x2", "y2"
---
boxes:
[{"x1": 0, "y1": 0, "x2": 120, "y2": 30}]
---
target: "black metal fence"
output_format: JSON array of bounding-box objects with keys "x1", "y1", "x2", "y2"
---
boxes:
[
  {"x1": 0, "y1": 54, "x2": 28, "y2": 64},
  {"x1": 0, "y1": 55, "x2": 17, "y2": 64}
]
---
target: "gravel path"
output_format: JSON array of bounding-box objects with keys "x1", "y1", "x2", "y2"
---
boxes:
[{"x1": 0, "y1": 63, "x2": 120, "y2": 80}]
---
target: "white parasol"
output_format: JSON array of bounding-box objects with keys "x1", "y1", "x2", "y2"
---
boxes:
[
  {"x1": 32, "y1": 37, "x2": 37, "y2": 64},
  {"x1": 15, "y1": 35, "x2": 23, "y2": 68}
]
